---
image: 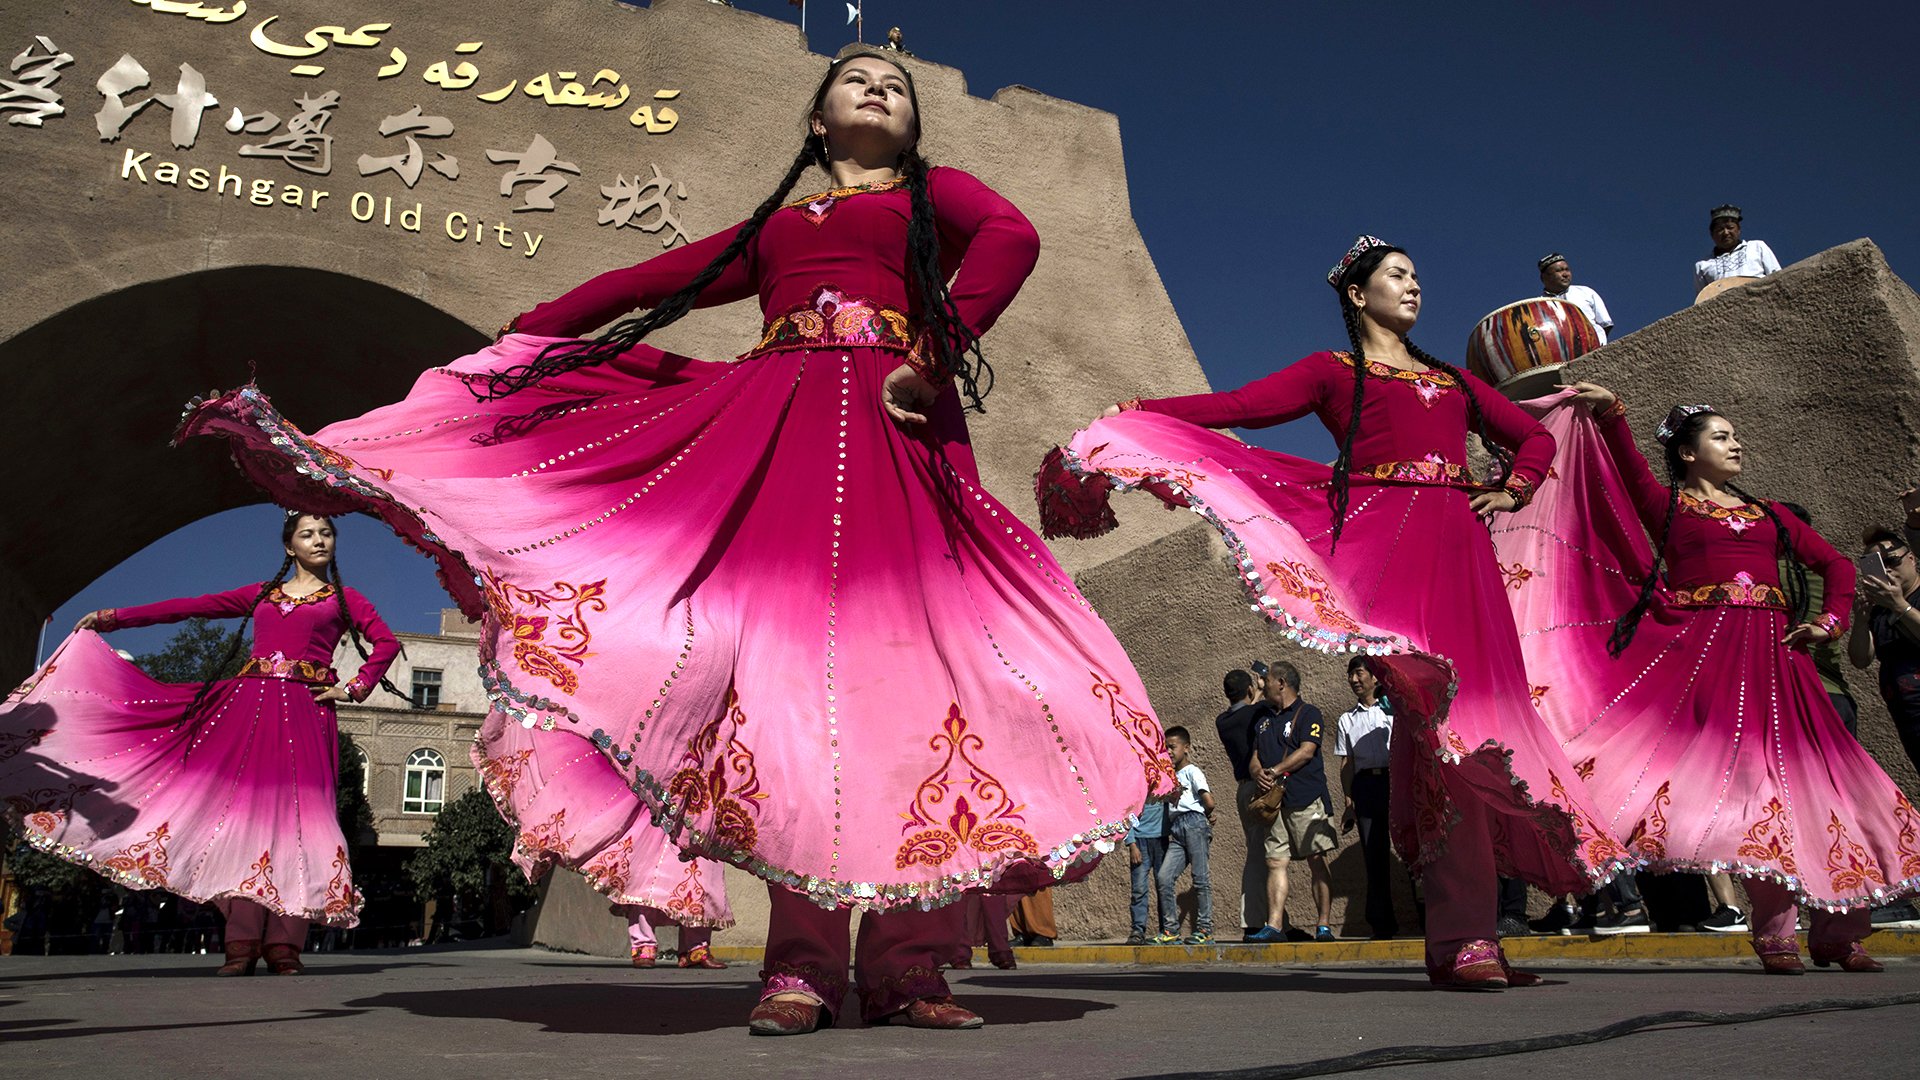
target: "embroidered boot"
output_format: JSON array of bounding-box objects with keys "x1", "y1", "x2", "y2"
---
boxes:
[
  {"x1": 1428, "y1": 939, "x2": 1508, "y2": 991},
  {"x1": 882, "y1": 996, "x2": 985, "y2": 1029},
  {"x1": 263, "y1": 943, "x2": 304, "y2": 975},
  {"x1": 216, "y1": 939, "x2": 261, "y2": 977},
  {"x1": 630, "y1": 944, "x2": 657, "y2": 968},
  {"x1": 1496, "y1": 944, "x2": 1544, "y2": 988},
  {"x1": 1809, "y1": 941, "x2": 1883, "y2": 972},
  {"x1": 748, "y1": 994, "x2": 827, "y2": 1036},
  {"x1": 678, "y1": 943, "x2": 726, "y2": 969},
  {"x1": 1751, "y1": 934, "x2": 1805, "y2": 975}
]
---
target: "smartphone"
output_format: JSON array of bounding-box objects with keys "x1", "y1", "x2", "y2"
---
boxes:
[{"x1": 1860, "y1": 550, "x2": 1892, "y2": 586}]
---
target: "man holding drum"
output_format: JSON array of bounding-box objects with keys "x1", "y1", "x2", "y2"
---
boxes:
[{"x1": 1539, "y1": 253, "x2": 1614, "y2": 344}]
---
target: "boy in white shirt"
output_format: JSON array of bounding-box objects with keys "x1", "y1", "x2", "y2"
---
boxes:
[{"x1": 1154, "y1": 727, "x2": 1216, "y2": 945}]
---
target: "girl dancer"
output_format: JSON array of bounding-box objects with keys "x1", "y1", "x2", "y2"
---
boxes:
[
  {"x1": 181, "y1": 50, "x2": 1170, "y2": 1031},
  {"x1": 1, "y1": 512, "x2": 399, "y2": 975},
  {"x1": 1044, "y1": 237, "x2": 1631, "y2": 989},
  {"x1": 1496, "y1": 386, "x2": 1918, "y2": 973}
]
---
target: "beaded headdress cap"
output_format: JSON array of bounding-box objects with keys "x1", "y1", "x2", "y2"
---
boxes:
[
  {"x1": 1710, "y1": 204, "x2": 1743, "y2": 224},
  {"x1": 1656, "y1": 404, "x2": 1717, "y2": 445},
  {"x1": 1328, "y1": 235, "x2": 1393, "y2": 290},
  {"x1": 1538, "y1": 252, "x2": 1568, "y2": 271}
]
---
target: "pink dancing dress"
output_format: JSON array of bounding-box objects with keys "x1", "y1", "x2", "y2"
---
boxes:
[
  {"x1": 0, "y1": 583, "x2": 397, "y2": 925},
  {"x1": 1492, "y1": 398, "x2": 1920, "y2": 950},
  {"x1": 1044, "y1": 351, "x2": 1633, "y2": 966},
  {"x1": 180, "y1": 167, "x2": 1170, "y2": 1016}
]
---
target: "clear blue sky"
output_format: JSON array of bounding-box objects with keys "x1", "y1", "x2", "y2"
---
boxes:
[{"x1": 45, "y1": 0, "x2": 1920, "y2": 659}]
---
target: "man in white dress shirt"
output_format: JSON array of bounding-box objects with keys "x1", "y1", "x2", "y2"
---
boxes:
[
  {"x1": 1693, "y1": 204, "x2": 1782, "y2": 292},
  {"x1": 1538, "y1": 252, "x2": 1614, "y2": 344},
  {"x1": 1334, "y1": 656, "x2": 1397, "y2": 940}
]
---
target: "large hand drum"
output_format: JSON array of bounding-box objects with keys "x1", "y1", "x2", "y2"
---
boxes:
[
  {"x1": 1694, "y1": 275, "x2": 1760, "y2": 305},
  {"x1": 1464, "y1": 298, "x2": 1603, "y2": 391}
]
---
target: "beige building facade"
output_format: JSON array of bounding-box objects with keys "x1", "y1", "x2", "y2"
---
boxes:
[{"x1": 332, "y1": 609, "x2": 485, "y2": 849}]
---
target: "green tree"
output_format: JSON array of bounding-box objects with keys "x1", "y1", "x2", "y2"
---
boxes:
[
  {"x1": 408, "y1": 789, "x2": 535, "y2": 907},
  {"x1": 337, "y1": 731, "x2": 375, "y2": 844},
  {"x1": 132, "y1": 618, "x2": 249, "y2": 683},
  {"x1": 1, "y1": 818, "x2": 95, "y2": 899}
]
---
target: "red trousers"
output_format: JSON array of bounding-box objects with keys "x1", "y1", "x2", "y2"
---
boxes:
[
  {"x1": 758, "y1": 884, "x2": 966, "y2": 1022},
  {"x1": 217, "y1": 898, "x2": 307, "y2": 949},
  {"x1": 1745, "y1": 877, "x2": 1870, "y2": 951}
]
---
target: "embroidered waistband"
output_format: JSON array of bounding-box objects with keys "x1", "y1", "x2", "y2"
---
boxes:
[
  {"x1": 741, "y1": 285, "x2": 913, "y2": 360},
  {"x1": 239, "y1": 656, "x2": 339, "y2": 684},
  {"x1": 1670, "y1": 580, "x2": 1789, "y2": 610},
  {"x1": 1354, "y1": 459, "x2": 1490, "y2": 489}
]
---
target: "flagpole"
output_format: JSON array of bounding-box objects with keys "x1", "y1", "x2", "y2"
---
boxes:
[
  {"x1": 800, "y1": 0, "x2": 806, "y2": 36},
  {"x1": 34, "y1": 615, "x2": 50, "y2": 668}
]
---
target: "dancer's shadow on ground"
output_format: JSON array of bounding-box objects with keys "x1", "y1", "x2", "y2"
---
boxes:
[
  {"x1": 342, "y1": 982, "x2": 1113, "y2": 1035},
  {"x1": 977, "y1": 963, "x2": 1750, "y2": 996},
  {"x1": 0, "y1": 1008, "x2": 366, "y2": 1043},
  {"x1": 0, "y1": 960, "x2": 454, "y2": 984},
  {"x1": 972, "y1": 968, "x2": 1429, "y2": 994}
]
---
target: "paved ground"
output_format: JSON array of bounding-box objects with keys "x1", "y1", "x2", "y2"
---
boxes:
[{"x1": 4, "y1": 945, "x2": 1919, "y2": 1078}]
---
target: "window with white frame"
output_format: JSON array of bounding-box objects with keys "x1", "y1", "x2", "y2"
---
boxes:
[
  {"x1": 411, "y1": 668, "x2": 443, "y2": 710},
  {"x1": 349, "y1": 744, "x2": 370, "y2": 796},
  {"x1": 403, "y1": 748, "x2": 446, "y2": 814}
]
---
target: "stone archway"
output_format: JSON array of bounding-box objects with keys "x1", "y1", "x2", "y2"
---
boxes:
[{"x1": 0, "y1": 266, "x2": 487, "y2": 679}]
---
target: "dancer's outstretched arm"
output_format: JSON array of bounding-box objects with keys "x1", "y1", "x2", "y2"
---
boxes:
[
  {"x1": 1123, "y1": 353, "x2": 1333, "y2": 431},
  {"x1": 511, "y1": 221, "x2": 757, "y2": 338},
  {"x1": 77, "y1": 585, "x2": 263, "y2": 633}
]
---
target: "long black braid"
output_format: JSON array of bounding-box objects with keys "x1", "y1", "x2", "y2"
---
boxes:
[
  {"x1": 1329, "y1": 303, "x2": 1369, "y2": 551},
  {"x1": 1329, "y1": 246, "x2": 1510, "y2": 551},
  {"x1": 478, "y1": 142, "x2": 814, "y2": 400},
  {"x1": 900, "y1": 146, "x2": 992, "y2": 409},
  {"x1": 478, "y1": 51, "x2": 993, "y2": 411},
  {"x1": 1607, "y1": 411, "x2": 1810, "y2": 655},
  {"x1": 327, "y1": 555, "x2": 410, "y2": 704}
]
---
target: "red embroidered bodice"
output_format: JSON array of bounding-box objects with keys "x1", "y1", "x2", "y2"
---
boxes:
[
  {"x1": 103, "y1": 583, "x2": 400, "y2": 701},
  {"x1": 513, "y1": 166, "x2": 1040, "y2": 352},
  {"x1": 1598, "y1": 409, "x2": 1853, "y2": 624},
  {"x1": 1135, "y1": 350, "x2": 1555, "y2": 498}
]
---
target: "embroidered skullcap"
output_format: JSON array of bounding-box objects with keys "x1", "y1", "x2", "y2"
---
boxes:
[
  {"x1": 1655, "y1": 404, "x2": 1717, "y2": 445},
  {"x1": 1710, "y1": 204, "x2": 1743, "y2": 224},
  {"x1": 1538, "y1": 252, "x2": 1568, "y2": 271},
  {"x1": 1328, "y1": 235, "x2": 1393, "y2": 290}
]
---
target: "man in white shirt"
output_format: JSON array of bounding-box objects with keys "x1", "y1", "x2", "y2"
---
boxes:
[
  {"x1": 1693, "y1": 204, "x2": 1782, "y2": 292},
  {"x1": 1334, "y1": 656, "x2": 1397, "y2": 940},
  {"x1": 1538, "y1": 252, "x2": 1614, "y2": 344}
]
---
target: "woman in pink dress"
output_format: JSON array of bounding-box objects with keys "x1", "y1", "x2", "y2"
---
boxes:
[
  {"x1": 1494, "y1": 386, "x2": 1919, "y2": 973},
  {"x1": 0, "y1": 512, "x2": 399, "y2": 975},
  {"x1": 179, "y1": 50, "x2": 1170, "y2": 1032},
  {"x1": 1042, "y1": 237, "x2": 1632, "y2": 989}
]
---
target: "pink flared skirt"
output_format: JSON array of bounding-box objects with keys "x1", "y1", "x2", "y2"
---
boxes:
[
  {"x1": 181, "y1": 335, "x2": 1174, "y2": 913},
  {"x1": 1, "y1": 631, "x2": 361, "y2": 925},
  {"x1": 474, "y1": 720, "x2": 734, "y2": 927},
  {"x1": 1045, "y1": 410, "x2": 1633, "y2": 894},
  {"x1": 1494, "y1": 396, "x2": 1920, "y2": 909}
]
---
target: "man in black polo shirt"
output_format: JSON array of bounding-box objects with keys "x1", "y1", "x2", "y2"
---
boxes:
[
  {"x1": 1251, "y1": 661, "x2": 1339, "y2": 942},
  {"x1": 1215, "y1": 668, "x2": 1269, "y2": 940},
  {"x1": 1849, "y1": 522, "x2": 1920, "y2": 929}
]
